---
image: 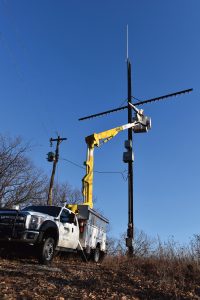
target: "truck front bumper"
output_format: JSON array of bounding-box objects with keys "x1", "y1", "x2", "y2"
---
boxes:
[{"x1": 0, "y1": 230, "x2": 40, "y2": 244}]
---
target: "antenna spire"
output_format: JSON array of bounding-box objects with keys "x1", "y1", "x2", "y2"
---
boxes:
[{"x1": 126, "y1": 24, "x2": 129, "y2": 60}]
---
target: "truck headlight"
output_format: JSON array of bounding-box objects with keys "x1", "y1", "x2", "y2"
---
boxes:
[{"x1": 29, "y1": 216, "x2": 44, "y2": 230}]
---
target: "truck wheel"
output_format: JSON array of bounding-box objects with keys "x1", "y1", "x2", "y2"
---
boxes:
[
  {"x1": 93, "y1": 246, "x2": 100, "y2": 263},
  {"x1": 38, "y1": 237, "x2": 55, "y2": 265}
]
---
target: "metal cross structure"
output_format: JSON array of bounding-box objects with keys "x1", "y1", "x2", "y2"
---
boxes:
[{"x1": 79, "y1": 58, "x2": 193, "y2": 255}]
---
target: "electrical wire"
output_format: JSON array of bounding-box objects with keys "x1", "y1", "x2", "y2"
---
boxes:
[
  {"x1": 61, "y1": 158, "x2": 85, "y2": 170},
  {"x1": 132, "y1": 96, "x2": 142, "y2": 102},
  {"x1": 118, "y1": 95, "x2": 144, "y2": 108},
  {"x1": 60, "y1": 158, "x2": 128, "y2": 181},
  {"x1": 118, "y1": 98, "x2": 128, "y2": 108},
  {"x1": 118, "y1": 96, "x2": 142, "y2": 108}
]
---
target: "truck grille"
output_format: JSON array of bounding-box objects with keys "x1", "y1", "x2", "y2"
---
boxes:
[{"x1": 0, "y1": 213, "x2": 26, "y2": 238}]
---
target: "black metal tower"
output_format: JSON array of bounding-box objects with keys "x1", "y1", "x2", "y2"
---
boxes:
[{"x1": 78, "y1": 41, "x2": 193, "y2": 254}]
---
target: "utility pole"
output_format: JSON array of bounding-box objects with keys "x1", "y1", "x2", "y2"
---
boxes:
[
  {"x1": 125, "y1": 25, "x2": 134, "y2": 254},
  {"x1": 126, "y1": 59, "x2": 134, "y2": 255},
  {"x1": 47, "y1": 136, "x2": 67, "y2": 206}
]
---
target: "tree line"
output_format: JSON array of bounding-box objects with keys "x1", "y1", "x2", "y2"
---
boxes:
[{"x1": 0, "y1": 134, "x2": 82, "y2": 208}]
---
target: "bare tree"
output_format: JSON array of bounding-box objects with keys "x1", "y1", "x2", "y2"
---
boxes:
[
  {"x1": 50, "y1": 182, "x2": 83, "y2": 206},
  {"x1": 0, "y1": 135, "x2": 47, "y2": 208},
  {"x1": 106, "y1": 229, "x2": 154, "y2": 257},
  {"x1": 189, "y1": 234, "x2": 200, "y2": 260},
  {"x1": 133, "y1": 229, "x2": 155, "y2": 257}
]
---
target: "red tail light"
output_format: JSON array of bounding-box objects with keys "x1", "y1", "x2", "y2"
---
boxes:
[{"x1": 79, "y1": 221, "x2": 84, "y2": 233}]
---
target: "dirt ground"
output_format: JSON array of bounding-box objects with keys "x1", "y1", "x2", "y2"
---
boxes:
[{"x1": 0, "y1": 254, "x2": 199, "y2": 300}]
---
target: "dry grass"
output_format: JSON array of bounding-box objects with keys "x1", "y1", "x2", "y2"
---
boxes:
[
  {"x1": 0, "y1": 231, "x2": 199, "y2": 299},
  {"x1": 102, "y1": 255, "x2": 200, "y2": 299},
  {"x1": 0, "y1": 245, "x2": 199, "y2": 299},
  {"x1": 103, "y1": 234, "x2": 200, "y2": 299}
]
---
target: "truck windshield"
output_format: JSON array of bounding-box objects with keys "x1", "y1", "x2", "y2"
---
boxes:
[{"x1": 22, "y1": 206, "x2": 62, "y2": 217}]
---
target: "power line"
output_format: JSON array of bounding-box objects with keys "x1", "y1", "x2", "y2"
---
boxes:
[
  {"x1": 118, "y1": 96, "x2": 142, "y2": 108},
  {"x1": 61, "y1": 158, "x2": 85, "y2": 170},
  {"x1": 118, "y1": 98, "x2": 128, "y2": 108},
  {"x1": 60, "y1": 158, "x2": 128, "y2": 180},
  {"x1": 132, "y1": 96, "x2": 142, "y2": 102}
]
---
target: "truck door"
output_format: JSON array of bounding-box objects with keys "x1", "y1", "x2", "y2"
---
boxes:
[
  {"x1": 71, "y1": 216, "x2": 79, "y2": 249},
  {"x1": 58, "y1": 209, "x2": 79, "y2": 249}
]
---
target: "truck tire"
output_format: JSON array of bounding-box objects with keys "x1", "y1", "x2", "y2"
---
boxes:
[
  {"x1": 93, "y1": 246, "x2": 100, "y2": 263},
  {"x1": 38, "y1": 237, "x2": 55, "y2": 265},
  {"x1": 93, "y1": 247, "x2": 106, "y2": 263}
]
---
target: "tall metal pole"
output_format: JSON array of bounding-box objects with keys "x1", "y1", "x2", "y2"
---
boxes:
[{"x1": 126, "y1": 59, "x2": 134, "y2": 255}]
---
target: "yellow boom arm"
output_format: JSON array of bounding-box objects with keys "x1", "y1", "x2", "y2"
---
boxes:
[
  {"x1": 82, "y1": 122, "x2": 136, "y2": 209},
  {"x1": 67, "y1": 106, "x2": 151, "y2": 213}
]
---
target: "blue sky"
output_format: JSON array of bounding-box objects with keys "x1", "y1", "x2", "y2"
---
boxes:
[{"x1": 0, "y1": 0, "x2": 199, "y2": 244}]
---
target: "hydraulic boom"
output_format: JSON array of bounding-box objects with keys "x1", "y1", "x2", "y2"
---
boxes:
[
  {"x1": 82, "y1": 122, "x2": 136, "y2": 209},
  {"x1": 67, "y1": 105, "x2": 151, "y2": 213}
]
